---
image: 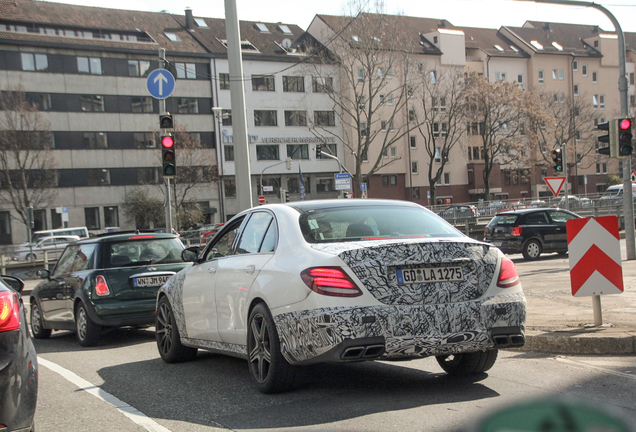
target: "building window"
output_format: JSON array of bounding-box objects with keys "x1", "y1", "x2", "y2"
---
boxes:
[
  {"x1": 77, "y1": 57, "x2": 102, "y2": 74},
  {"x1": 599, "y1": 94, "x2": 605, "y2": 109},
  {"x1": 593, "y1": 94, "x2": 598, "y2": 109},
  {"x1": 80, "y1": 95, "x2": 104, "y2": 112},
  {"x1": 219, "y1": 109, "x2": 231, "y2": 126},
  {"x1": 134, "y1": 132, "x2": 155, "y2": 148},
  {"x1": 574, "y1": 84, "x2": 579, "y2": 96},
  {"x1": 444, "y1": 172, "x2": 450, "y2": 185},
  {"x1": 630, "y1": 73, "x2": 635, "y2": 85},
  {"x1": 409, "y1": 110, "x2": 416, "y2": 123},
  {"x1": 83, "y1": 132, "x2": 108, "y2": 149},
  {"x1": 252, "y1": 75, "x2": 275, "y2": 91},
  {"x1": 164, "y1": 32, "x2": 180, "y2": 42},
  {"x1": 433, "y1": 123, "x2": 440, "y2": 138},
  {"x1": 224, "y1": 178, "x2": 236, "y2": 197},
  {"x1": 258, "y1": 177, "x2": 280, "y2": 195},
  {"x1": 175, "y1": 63, "x2": 196, "y2": 79},
  {"x1": 128, "y1": 60, "x2": 150, "y2": 77},
  {"x1": 494, "y1": 72, "x2": 500, "y2": 81},
  {"x1": 224, "y1": 145, "x2": 234, "y2": 161},
  {"x1": 137, "y1": 168, "x2": 160, "y2": 184},
  {"x1": 357, "y1": 68, "x2": 364, "y2": 83},
  {"x1": 21, "y1": 53, "x2": 48, "y2": 71},
  {"x1": 582, "y1": 65, "x2": 587, "y2": 76},
  {"x1": 104, "y1": 206, "x2": 119, "y2": 228},
  {"x1": 430, "y1": 70, "x2": 437, "y2": 84},
  {"x1": 254, "y1": 110, "x2": 277, "y2": 126},
  {"x1": 468, "y1": 170, "x2": 474, "y2": 184},
  {"x1": 552, "y1": 70, "x2": 557, "y2": 80},
  {"x1": 87, "y1": 169, "x2": 110, "y2": 186},
  {"x1": 434, "y1": 147, "x2": 441, "y2": 163},
  {"x1": 390, "y1": 146, "x2": 397, "y2": 158},
  {"x1": 284, "y1": 110, "x2": 307, "y2": 126},
  {"x1": 312, "y1": 77, "x2": 333, "y2": 93},
  {"x1": 26, "y1": 93, "x2": 51, "y2": 111},
  {"x1": 177, "y1": 98, "x2": 198, "y2": 114},
  {"x1": 592, "y1": 71, "x2": 598, "y2": 83},
  {"x1": 360, "y1": 122, "x2": 367, "y2": 137},
  {"x1": 288, "y1": 176, "x2": 310, "y2": 194},
  {"x1": 596, "y1": 163, "x2": 607, "y2": 174},
  {"x1": 287, "y1": 144, "x2": 309, "y2": 159},
  {"x1": 131, "y1": 97, "x2": 153, "y2": 113},
  {"x1": 283, "y1": 76, "x2": 305, "y2": 92},
  {"x1": 538, "y1": 70, "x2": 544, "y2": 85},
  {"x1": 219, "y1": 73, "x2": 230, "y2": 90},
  {"x1": 559, "y1": 69, "x2": 564, "y2": 80},
  {"x1": 316, "y1": 178, "x2": 335, "y2": 193},
  {"x1": 410, "y1": 136, "x2": 417, "y2": 149},
  {"x1": 314, "y1": 111, "x2": 335, "y2": 127},
  {"x1": 411, "y1": 161, "x2": 418, "y2": 174},
  {"x1": 256, "y1": 145, "x2": 279, "y2": 160},
  {"x1": 473, "y1": 147, "x2": 480, "y2": 160},
  {"x1": 573, "y1": 60, "x2": 578, "y2": 71},
  {"x1": 84, "y1": 207, "x2": 100, "y2": 230}
]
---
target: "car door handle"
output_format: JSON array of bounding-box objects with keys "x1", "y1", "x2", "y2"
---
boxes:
[
  {"x1": 208, "y1": 267, "x2": 217, "y2": 273},
  {"x1": 244, "y1": 265, "x2": 255, "y2": 274}
]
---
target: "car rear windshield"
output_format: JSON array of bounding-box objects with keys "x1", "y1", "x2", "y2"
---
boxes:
[
  {"x1": 298, "y1": 205, "x2": 463, "y2": 243},
  {"x1": 489, "y1": 215, "x2": 519, "y2": 226},
  {"x1": 103, "y1": 238, "x2": 184, "y2": 268}
]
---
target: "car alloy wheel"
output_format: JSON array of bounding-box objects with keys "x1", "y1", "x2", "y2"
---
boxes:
[
  {"x1": 30, "y1": 302, "x2": 51, "y2": 339},
  {"x1": 155, "y1": 296, "x2": 197, "y2": 363},
  {"x1": 522, "y1": 240, "x2": 542, "y2": 260},
  {"x1": 247, "y1": 303, "x2": 295, "y2": 393},
  {"x1": 75, "y1": 303, "x2": 101, "y2": 347}
]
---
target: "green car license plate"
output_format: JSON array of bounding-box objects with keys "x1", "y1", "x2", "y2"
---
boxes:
[{"x1": 133, "y1": 275, "x2": 171, "y2": 287}]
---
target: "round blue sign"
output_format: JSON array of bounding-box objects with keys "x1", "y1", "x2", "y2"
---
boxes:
[{"x1": 147, "y1": 69, "x2": 175, "y2": 99}]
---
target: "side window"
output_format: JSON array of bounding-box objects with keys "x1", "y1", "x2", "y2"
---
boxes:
[
  {"x1": 259, "y1": 220, "x2": 278, "y2": 253},
  {"x1": 71, "y1": 244, "x2": 97, "y2": 272},
  {"x1": 236, "y1": 212, "x2": 274, "y2": 254},
  {"x1": 204, "y1": 218, "x2": 244, "y2": 261},
  {"x1": 548, "y1": 211, "x2": 577, "y2": 224},
  {"x1": 52, "y1": 246, "x2": 80, "y2": 276},
  {"x1": 524, "y1": 212, "x2": 548, "y2": 225}
]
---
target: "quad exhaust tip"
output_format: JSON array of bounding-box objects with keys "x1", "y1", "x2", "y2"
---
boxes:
[
  {"x1": 493, "y1": 334, "x2": 525, "y2": 348},
  {"x1": 342, "y1": 344, "x2": 385, "y2": 360}
]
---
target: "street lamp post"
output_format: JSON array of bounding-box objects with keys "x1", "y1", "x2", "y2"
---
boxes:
[{"x1": 212, "y1": 107, "x2": 226, "y2": 223}]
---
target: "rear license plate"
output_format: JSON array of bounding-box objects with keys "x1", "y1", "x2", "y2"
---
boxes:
[
  {"x1": 396, "y1": 266, "x2": 464, "y2": 285},
  {"x1": 133, "y1": 275, "x2": 171, "y2": 287}
]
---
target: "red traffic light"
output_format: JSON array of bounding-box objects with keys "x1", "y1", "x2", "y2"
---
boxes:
[
  {"x1": 161, "y1": 135, "x2": 174, "y2": 148},
  {"x1": 619, "y1": 119, "x2": 633, "y2": 130}
]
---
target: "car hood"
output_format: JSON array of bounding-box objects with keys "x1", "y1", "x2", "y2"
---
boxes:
[{"x1": 310, "y1": 238, "x2": 498, "y2": 306}]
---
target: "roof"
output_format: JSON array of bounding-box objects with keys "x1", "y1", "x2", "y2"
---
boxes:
[{"x1": 459, "y1": 26, "x2": 527, "y2": 58}]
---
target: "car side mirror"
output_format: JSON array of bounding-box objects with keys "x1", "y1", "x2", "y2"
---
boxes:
[
  {"x1": 1, "y1": 275, "x2": 25, "y2": 293},
  {"x1": 181, "y1": 246, "x2": 199, "y2": 262},
  {"x1": 36, "y1": 269, "x2": 51, "y2": 279}
]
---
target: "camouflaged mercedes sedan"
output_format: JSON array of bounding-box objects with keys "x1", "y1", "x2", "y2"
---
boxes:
[{"x1": 156, "y1": 199, "x2": 526, "y2": 393}]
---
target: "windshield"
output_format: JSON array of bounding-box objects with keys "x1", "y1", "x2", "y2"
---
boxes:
[
  {"x1": 103, "y1": 238, "x2": 184, "y2": 268},
  {"x1": 298, "y1": 205, "x2": 462, "y2": 243}
]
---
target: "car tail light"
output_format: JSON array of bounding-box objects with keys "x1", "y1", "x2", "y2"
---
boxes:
[
  {"x1": 130, "y1": 235, "x2": 155, "y2": 239},
  {"x1": 95, "y1": 275, "x2": 110, "y2": 296},
  {"x1": 0, "y1": 291, "x2": 20, "y2": 332},
  {"x1": 484, "y1": 226, "x2": 489, "y2": 237},
  {"x1": 497, "y1": 257, "x2": 520, "y2": 288},
  {"x1": 510, "y1": 226, "x2": 523, "y2": 236},
  {"x1": 301, "y1": 267, "x2": 363, "y2": 297}
]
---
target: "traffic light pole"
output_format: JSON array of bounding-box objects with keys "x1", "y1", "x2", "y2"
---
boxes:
[
  {"x1": 562, "y1": 143, "x2": 568, "y2": 211},
  {"x1": 517, "y1": 0, "x2": 634, "y2": 260},
  {"x1": 159, "y1": 49, "x2": 173, "y2": 233}
]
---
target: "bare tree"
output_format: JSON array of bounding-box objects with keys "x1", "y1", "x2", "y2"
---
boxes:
[
  {"x1": 305, "y1": 3, "x2": 424, "y2": 196},
  {"x1": 464, "y1": 74, "x2": 546, "y2": 199},
  {"x1": 122, "y1": 187, "x2": 165, "y2": 229},
  {"x1": 0, "y1": 88, "x2": 56, "y2": 231},
  {"x1": 412, "y1": 66, "x2": 467, "y2": 204}
]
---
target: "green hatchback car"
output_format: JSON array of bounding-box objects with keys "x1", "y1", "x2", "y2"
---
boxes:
[{"x1": 30, "y1": 232, "x2": 192, "y2": 346}]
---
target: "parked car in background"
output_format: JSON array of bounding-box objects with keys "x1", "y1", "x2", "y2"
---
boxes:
[
  {"x1": 529, "y1": 200, "x2": 547, "y2": 208},
  {"x1": 201, "y1": 223, "x2": 225, "y2": 239},
  {"x1": 599, "y1": 184, "x2": 636, "y2": 206},
  {"x1": 437, "y1": 205, "x2": 480, "y2": 221},
  {"x1": 30, "y1": 232, "x2": 192, "y2": 347},
  {"x1": 0, "y1": 275, "x2": 37, "y2": 432},
  {"x1": 483, "y1": 208, "x2": 581, "y2": 260},
  {"x1": 13, "y1": 235, "x2": 80, "y2": 262},
  {"x1": 156, "y1": 199, "x2": 525, "y2": 393},
  {"x1": 557, "y1": 195, "x2": 581, "y2": 210},
  {"x1": 30, "y1": 226, "x2": 89, "y2": 243}
]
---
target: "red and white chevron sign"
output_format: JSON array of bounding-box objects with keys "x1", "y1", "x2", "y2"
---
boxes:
[{"x1": 566, "y1": 216, "x2": 623, "y2": 297}]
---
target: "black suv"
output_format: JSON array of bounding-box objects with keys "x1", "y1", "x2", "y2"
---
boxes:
[
  {"x1": 30, "y1": 232, "x2": 191, "y2": 346},
  {"x1": 483, "y1": 208, "x2": 581, "y2": 260}
]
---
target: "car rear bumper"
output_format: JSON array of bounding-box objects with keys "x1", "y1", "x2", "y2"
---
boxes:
[
  {"x1": 85, "y1": 297, "x2": 156, "y2": 327},
  {"x1": 484, "y1": 238, "x2": 524, "y2": 254},
  {"x1": 274, "y1": 291, "x2": 526, "y2": 365}
]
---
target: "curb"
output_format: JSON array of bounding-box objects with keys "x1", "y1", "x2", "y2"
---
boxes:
[{"x1": 516, "y1": 329, "x2": 636, "y2": 355}]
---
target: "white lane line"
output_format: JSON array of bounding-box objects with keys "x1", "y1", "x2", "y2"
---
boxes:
[
  {"x1": 38, "y1": 357, "x2": 172, "y2": 432},
  {"x1": 556, "y1": 357, "x2": 636, "y2": 381}
]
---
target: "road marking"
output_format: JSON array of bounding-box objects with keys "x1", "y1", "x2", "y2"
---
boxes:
[
  {"x1": 556, "y1": 357, "x2": 636, "y2": 381},
  {"x1": 38, "y1": 357, "x2": 173, "y2": 432}
]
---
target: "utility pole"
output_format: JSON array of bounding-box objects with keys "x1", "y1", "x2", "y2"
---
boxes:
[
  {"x1": 158, "y1": 48, "x2": 173, "y2": 233},
  {"x1": 517, "y1": 0, "x2": 634, "y2": 259}
]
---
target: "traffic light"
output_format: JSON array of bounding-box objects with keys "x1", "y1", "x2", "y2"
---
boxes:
[
  {"x1": 315, "y1": 144, "x2": 322, "y2": 159},
  {"x1": 161, "y1": 134, "x2": 176, "y2": 178},
  {"x1": 551, "y1": 149, "x2": 563, "y2": 173},
  {"x1": 159, "y1": 113, "x2": 173, "y2": 129},
  {"x1": 597, "y1": 120, "x2": 612, "y2": 156},
  {"x1": 617, "y1": 118, "x2": 633, "y2": 156},
  {"x1": 281, "y1": 189, "x2": 289, "y2": 203}
]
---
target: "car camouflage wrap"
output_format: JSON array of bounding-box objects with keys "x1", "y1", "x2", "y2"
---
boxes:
[{"x1": 273, "y1": 240, "x2": 525, "y2": 364}]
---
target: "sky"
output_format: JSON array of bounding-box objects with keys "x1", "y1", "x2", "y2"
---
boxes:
[{"x1": 40, "y1": 0, "x2": 636, "y2": 33}]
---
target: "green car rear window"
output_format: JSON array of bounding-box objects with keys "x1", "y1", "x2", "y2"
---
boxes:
[{"x1": 104, "y1": 238, "x2": 184, "y2": 268}]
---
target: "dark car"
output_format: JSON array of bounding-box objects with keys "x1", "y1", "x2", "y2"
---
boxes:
[
  {"x1": 30, "y1": 232, "x2": 191, "y2": 347},
  {"x1": 483, "y1": 208, "x2": 581, "y2": 260},
  {"x1": 437, "y1": 205, "x2": 480, "y2": 221},
  {"x1": 1, "y1": 275, "x2": 37, "y2": 432}
]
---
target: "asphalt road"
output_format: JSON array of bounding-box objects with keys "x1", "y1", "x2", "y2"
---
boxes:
[{"x1": 22, "y1": 245, "x2": 636, "y2": 432}]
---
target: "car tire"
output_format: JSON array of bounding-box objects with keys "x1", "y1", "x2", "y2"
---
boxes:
[
  {"x1": 26, "y1": 253, "x2": 36, "y2": 262},
  {"x1": 155, "y1": 296, "x2": 197, "y2": 363},
  {"x1": 522, "y1": 239, "x2": 542, "y2": 260},
  {"x1": 436, "y1": 349, "x2": 498, "y2": 375},
  {"x1": 247, "y1": 302, "x2": 295, "y2": 394},
  {"x1": 30, "y1": 302, "x2": 51, "y2": 339},
  {"x1": 75, "y1": 302, "x2": 101, "y2": 347}
]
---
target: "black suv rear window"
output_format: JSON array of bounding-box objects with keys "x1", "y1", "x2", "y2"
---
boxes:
[{"x1": 103, "y1": 238, "x2": 184, "y2": 268}]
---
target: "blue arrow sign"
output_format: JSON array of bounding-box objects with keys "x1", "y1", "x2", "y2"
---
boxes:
[{"x1": 147, "y1": 69, "x2": 175, "y2": 99}]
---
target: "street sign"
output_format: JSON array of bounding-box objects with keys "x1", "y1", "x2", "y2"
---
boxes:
[
  {"x1": 258, "y1": 196, "x2": 266, "y2": 204},
  {"x1": 335, "y1": 172, "x2": 351, "y2": 191},
  {"x1": 360, "y1": 182, "x2": 366, "y2": 192},
  {"x1": 631, "y1": 169, "x2": 636, "y2": 182},
  {"x1": 567, "y1": 216, "x2": 623, "y2": 297},
  {"x1": 147, "y1": 69, "x2": 175, "y2": 99},
  {"x1": 543, "y1": 176, "x2": 566, "y2": 197}
]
